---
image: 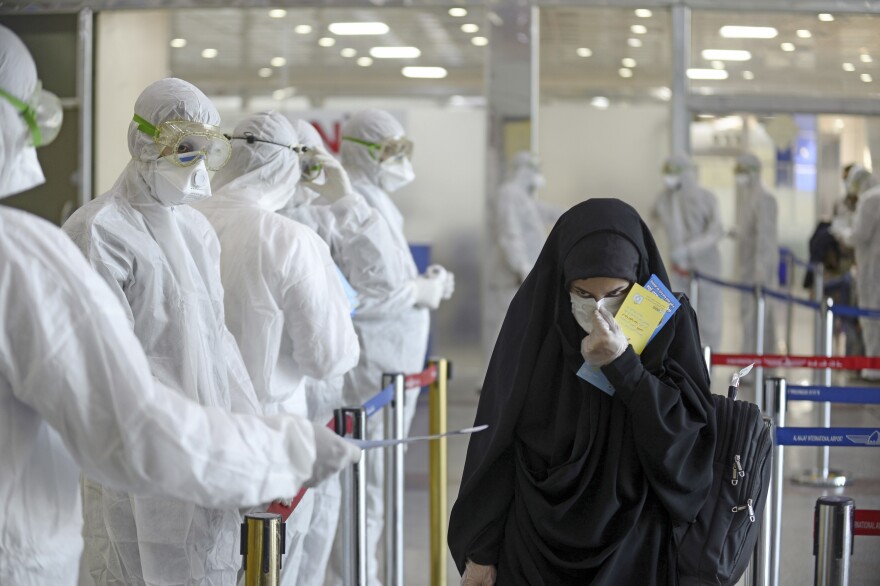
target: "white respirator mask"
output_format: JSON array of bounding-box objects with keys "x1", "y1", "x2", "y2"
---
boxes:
[
  {"x1": 378, "y1": 156, "x2": 415, "y2": 193},
  {"x1": 570, "y1": 293, "x2": 626, "y2": 334},
  {"x1": 734, "y1": 173, "x2": 751, "y2": 188},
  {"x1": 148, "y1": 155, "x2": 212, "y2": 207},
  {"x1": 663, "y1": 174, "x2": 681, "y2": 190}
]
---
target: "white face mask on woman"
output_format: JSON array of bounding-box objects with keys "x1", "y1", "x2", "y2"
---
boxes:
[
  {"x1": 570, "y1": 293, "x2": 626, "y2": 334},
  {"x1": 378, "y1": 156, "x2": 415, "y2": 193},
  {"x1": 148, "y1": 155, "x2": 212, "y2": 207}
]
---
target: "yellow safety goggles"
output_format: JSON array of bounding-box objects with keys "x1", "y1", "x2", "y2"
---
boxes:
[
  {"x1": 0, "y1": 81, "x2": 63, "y2": 147},
  {"x1": 343, "y1": 135, "x2": 413, "y2": 163},
  {"x1": 134, "y1": 114, "x2": 231, "y2": 171}
]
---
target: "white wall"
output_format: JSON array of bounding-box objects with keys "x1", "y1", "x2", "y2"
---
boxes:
[{"x1": 94, "y1": 11, "x2": 170, "y2": 196}]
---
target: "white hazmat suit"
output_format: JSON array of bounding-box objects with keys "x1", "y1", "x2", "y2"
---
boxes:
[
  {"x1": 64, "y1": 79, "x2": 282, "y2": 586},
  {"x1": 652, "y1": 154, "x2": 723, "y2": 349},
  {"x1": 734, "y1": 153, "x2": 779, "y2": 355},
  {"x1": 833, "y1": 167, "x2": 880, "y2": 380},
  {"x1": 0, "y1": 27, "x2": 359, "y2": 586},
  {"x1": 484, "y1": 151, "x2": 561, "y2": 376},
  {"x1": 194, "y1": 111, "x2": 360, "y2": 585}
]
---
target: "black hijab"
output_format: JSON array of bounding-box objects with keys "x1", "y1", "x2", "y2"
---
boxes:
[{"x1": 449, "y1": 199, "x2": 715, "y2": 584}]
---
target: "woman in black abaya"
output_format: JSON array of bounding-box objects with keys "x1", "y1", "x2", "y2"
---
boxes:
[{"x1": 449, "y1": 198, "x2": 715, "y2": 585}]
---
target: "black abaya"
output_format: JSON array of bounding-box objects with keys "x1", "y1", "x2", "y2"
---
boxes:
[{"x1": 448, "y1": 199, "x2": 716, "y2": 585}]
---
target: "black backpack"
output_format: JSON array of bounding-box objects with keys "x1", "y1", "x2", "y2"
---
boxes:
[{"x1": 677, "y1": 393, "x2": 774, "y2": 586}]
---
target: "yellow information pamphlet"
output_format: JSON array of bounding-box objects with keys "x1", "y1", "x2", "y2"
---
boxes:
[{"x1": 613, "y1": 283, "x2": 669, "y2": 354}]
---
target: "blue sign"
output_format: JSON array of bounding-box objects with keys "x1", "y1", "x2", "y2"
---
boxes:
[
  {"x1": 787, "y1": 386, "x2": 880, "y2": 405},
  {"x1": 776, "y1": 427, "x2": 880, "y2": 447},
  {"x1": 362, "y1": 383, "x2": 395, "y2": 417}
]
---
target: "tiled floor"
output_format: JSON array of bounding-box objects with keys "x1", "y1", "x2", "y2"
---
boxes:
[{"x1": 400, "y1": 290, "x2": 880, "y2": 585}]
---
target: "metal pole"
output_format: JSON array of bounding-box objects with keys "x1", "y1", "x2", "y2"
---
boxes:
[
  {"x1": 813, "y1": 496, "x2": 855, "y2": 586},
  {"x1": 241, "y1": 512, "x2": 285, "y2": 586},
  {"x1": 337, "y1": 407, "x2": 367, "y2": 586},
  {"x1": 703, "y1": 345, "x2": 712, "y2": 376},
  {"x1": 813, "y1": 263, "x2": 825, "y2": 383},
  {"x1": 382, "y1": 374, "x2": 405, "y2": 586},
  {"x1": 670, "y1": 4, "x2": 691, "y2": 155},
  {"x1": 785, "y1": 253, "x2": 795, "y2": 354},
  {"x1": 762, "y1": 378, "x2": 786, "y2": 586},
  {"x1": 77, "y1": 8, "x2": 94, "y2": 209},
  {"x1": 335, "y1": 408, "x2": 354, "y2": 585},
  {"x1": 755, "y1": 286, "x2": 766, "y2": 407},
  {"x1": 429, "y1": 358, "x2": 450, "y2": 586}
]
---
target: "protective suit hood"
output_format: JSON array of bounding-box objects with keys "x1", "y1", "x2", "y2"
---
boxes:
[
  {"x1": 340, "y1": 108, "x2": 406, "y2": 187},
  {"x1": 845, "y1": 165, "x2": 878, "y2": 197},
  {"x1": 288, "y1": 118, "x2": 324, "y2": 208},
  {"x1": 0, "y1": 25, "x2": 45, "y2": 199},
  {"x1": 211, "y1": 111, "x2": 301, "y2": 212}
]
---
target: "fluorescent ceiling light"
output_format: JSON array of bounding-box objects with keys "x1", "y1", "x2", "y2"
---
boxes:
[
  {"x1": 328, "y1": 22, "x2": 390, "y2": 36},
  {"x1": 272, "y1": 88, "x2": 294, "y2": 100},
  {"x1": 818, "y1": 13, "x2": 834, "y2": 22},
  {"x1": 340, "y1": 48, "x2": 357, "y2": 58},
  {"x1": 370, "y1": 46, "x2": 421, "y2": 58},
  {"x1": 701, "y1": 49, "x2": 751, "y2": 61},
  {"x1": 170, "y1": 38, "x2": 187, "y2": 48},
  {"x1": 635, "y1": 9, "x2": 652, "y2": 18},
  {"x1": 270, "y1": 56, "x2": 286, "y2": 67},
  {"x1": 861, "y1": 73, "x2": 873, "y2": 83},
  {"x1": 842, "y1": 62, "x2": 856, "y2": 71},
  {"x1": 711, "y1": 60, "x2": 725, "y2": 70},
  {"x1": 797, "y1": 29, "x2": 812, "y2": 38},
  {"x1": 742, "y1": 70, "x2": 755, "y2": 80},
  {"x1": 258, "y1": 67, "x2": 273, "y2": 78},
  {"x1": 294, "y1": 25, "x2": 312, "y2": 34},
  {"x1": 357, "y1": 57, "x2": 374, "y2": 67},
  {"x1": 622, "y1": 58, "x2": 636, "y2": 68},
  {"x1": 687, "y1": 68, "x2": 728, "y2": 80},
  {"x1": 590, "y1": 96, "x2": 610, "y2": 109},
  {"x1": 719, "y1": 26, "x2": 778, "y2": 39},
  {"x1": 201, "y1": 48, "x2": 218, "y2": 59},
  {"x1": 576, "y1": 47, "x2": 593, "y2": 57},
  {"x1": 650, "y1": 86, "x2": 671, "y2": 101},
  {"x1": 631, "y1": 24, "x2": 647, "y2": 34},
  {"x1": 861, "y1": 54, "x2": 873, "y2": 63},
  {"x1": 448, "y1": 8, "x2": 467, "y2": 17},
  {"x1": 628, "y1": 38, "x2": 643, "y2": 48},
  {"x1": 471, "y1": 36, "x2": 489, "y2": 47},
  {"x1": 402, "y1": 66, "x2": 448, "y2": 79},
  {"x1": 618, "y1": 68, "x2": 633, "y2": 78},
  {"x1": 461, "y1": 23, "x2": 479, "y2": 33},
  {"x1": 268, "y1": 9, "x2": 286, "y2": 19},
  {"x1": 318, "y1": 37, "x2": 337, "y2": 47},
  {"x1": 781, "y1": 42, "x2": 795, "y2": 52}
]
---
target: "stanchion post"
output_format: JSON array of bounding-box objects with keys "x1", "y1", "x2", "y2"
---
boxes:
[
  {"x1": 337, "y1": 407, "x2": 367, "y2": 586},
  {"x1": 689, "y1": 271, "x2": 699, "y2": 314},
  {"x1": 382, "y1": 373, "x2": 405, "y2": 586},
  {"x1": 761, "y1": 378, "x2": 787, "y2": 586},
  {"x1": 812, "y1": 263, "x2": 825, "y2": 383},
  {"x1": 429, "y1": 358, "x2": 450, "y2": 586},
  {"x1": 703, "y1": 345, "x2": 712, "y2": 376},
  {"x1": 785, "y1": 252, "x2": 795, "y2": 354},
  {"x1": 241, "y1": 512, "x2": 285, "y2": 586},
  {"x1": 755, "y1": 285, "x2": 766, "y2": 407},
  {"x1": 813, "y1": 496, "x2": 855, "y2": 586}
]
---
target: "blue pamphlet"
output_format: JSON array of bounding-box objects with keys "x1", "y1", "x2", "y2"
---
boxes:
[{"x1": 576, "y1": 274, "x2": 680, "y2": 396}]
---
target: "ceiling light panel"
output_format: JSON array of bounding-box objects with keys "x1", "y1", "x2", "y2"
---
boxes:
[
  {"x1": 701, "y1": 49, "x2": 751, "y2": 61},
  {"x1": 370, "y1": 46, "x2": 422, "y2": 58},
  {"x1": 719, "y1": 26, "x2": 778, "y2": 39},
  {"x1": 328, "y1": 22, "x2": 390, "y2": 35},
  {"x1": 402, "y1": 66, "x2": 448, "y2": 79},
  {"x1": 687, "y1": 68, "x2": 729, "y2": 80}
]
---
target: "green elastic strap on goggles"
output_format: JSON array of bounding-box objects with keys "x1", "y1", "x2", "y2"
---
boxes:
[
  {"x1": 133, "y1": 113, "x2": 160, "y2": 138},
  {"x1": 0, "y1": 87, "x2": 43, "y2": 147},
  {"x1": 343, "y1": 135, "x2": 380, "y2": 153}
]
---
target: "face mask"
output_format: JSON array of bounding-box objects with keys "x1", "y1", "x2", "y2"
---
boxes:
[
  {"x1": 734, "y1": 173, "x2": 751, "y2": 187},
  {"x1": 378, "y1": 157, "x2": 415, "y2": 193},
  {"x1": 0, "y1": 106, "x2": 46, "y2": 199},
  {"x1": 530, "y1": 173, "x2": 546, "y2": 192},
  {"x1": 570, "y1": 293, "x2": 626, "y2": 334},
  {"x1": 663, "y1": 174, "x2": 681, "y2": 190},
  {"x1": 148, "y1": 155, "x2": 212, "y2": 206}
]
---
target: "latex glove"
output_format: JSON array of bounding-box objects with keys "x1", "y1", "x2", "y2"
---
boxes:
[
  {"x1": 303, "y1": 150, "x2": 353, "y2": 202},
  {"x1": 460, "y1": 560, "x2": 497, "y2": 586},
  {"x1": 580, "y1": 308, "x2": 628, "y2": 367},
  {"x1": 427, "y1": 264, "x2": 455, "y2": 299},
  {"x1": 277, "y1": 497, "x2": 293, "y2": 507},
  {"x1": 303, "y1": 423, "x2": 362, "y2": 488},
  {"x1": 412, "y1": 274, "x2": 445, "y2": 309}
]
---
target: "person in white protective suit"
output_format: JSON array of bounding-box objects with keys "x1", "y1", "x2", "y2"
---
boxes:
[
  {"x1": 832, "y1": 166, "x2": 880, "y2": 380},
  {"x1": 484, "y1": 151, "x2": 562, "y2": 380},
  {"x1": 651, "y1": 154, "x2": 723, "y2": 349},
  {"x1": 0, "y1": 26, "x2": 360, "y2": 586},
  {"x1": 60, "y1": 78, "x2": 336, "y2": 586},
  {"x1": 734, "y1": 153, "x2": 779, "y2": 355},
  {"x1": 193, "y1": 111, "x2": 360, "y2": 585},
  {"x1": 302, "y1": 108, "x2": 451, "y2": 586}
]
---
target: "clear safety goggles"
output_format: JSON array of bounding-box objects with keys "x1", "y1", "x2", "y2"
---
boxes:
[
  {"x1": 0, "y1": 81, "x2": 64, "y2": 147},
  {"x1": 134, "y1": 114, "x2": 231, "y2": 171},
  {"x1": 662, "y1": 163, "x2": 684, "y2": 175},
  {"x1": 733, "y1": 164, "x2": 756, "y2": 175},
  {"x1": 343, "y1": 135, "x2": 413, "y2": 163},
  {"x1": 227, "y1": 132, "x2": 322, "y2": 181}
]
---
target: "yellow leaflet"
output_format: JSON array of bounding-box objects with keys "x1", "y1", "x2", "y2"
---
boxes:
[{"x1": 614, "y1": 284, "x2": 669, "y2": 354}]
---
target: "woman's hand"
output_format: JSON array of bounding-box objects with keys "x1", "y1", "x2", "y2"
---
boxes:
[
  {"x1": 580, "y1": 307, "x2": 628, "y2": 366},
  {"x1": 461, "y1": 560, "x2": 497, "y2": 585}
]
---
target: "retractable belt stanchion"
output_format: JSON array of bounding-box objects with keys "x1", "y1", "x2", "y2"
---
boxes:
[
  {"x1": 760, "y1": 378, "x2": 786, "y2": 586},
  {"x1": 784, "y1": 252, "x2": 795, "y2": 354},
  {"x1": 336, "y1": 407, "x2": 367, "y2": 586},
  {"x1": 429, "y1": 357, "x2": 450, "y2": 586},
  {"x1": 241, "y1": 512, "x2": 285, "y2": 586},
  {"x1": 813, "y1": 496, "x2": 855, "y2": 586},
  {"x1": 703, "y1": 345, "x2": 712, "y2": 375},
  {"x1": 382, "y1": 373, "x2": 405, "y2": 586},
  {"x1": 755, "y1": 285, "x2": 766, "y2": 407}
]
